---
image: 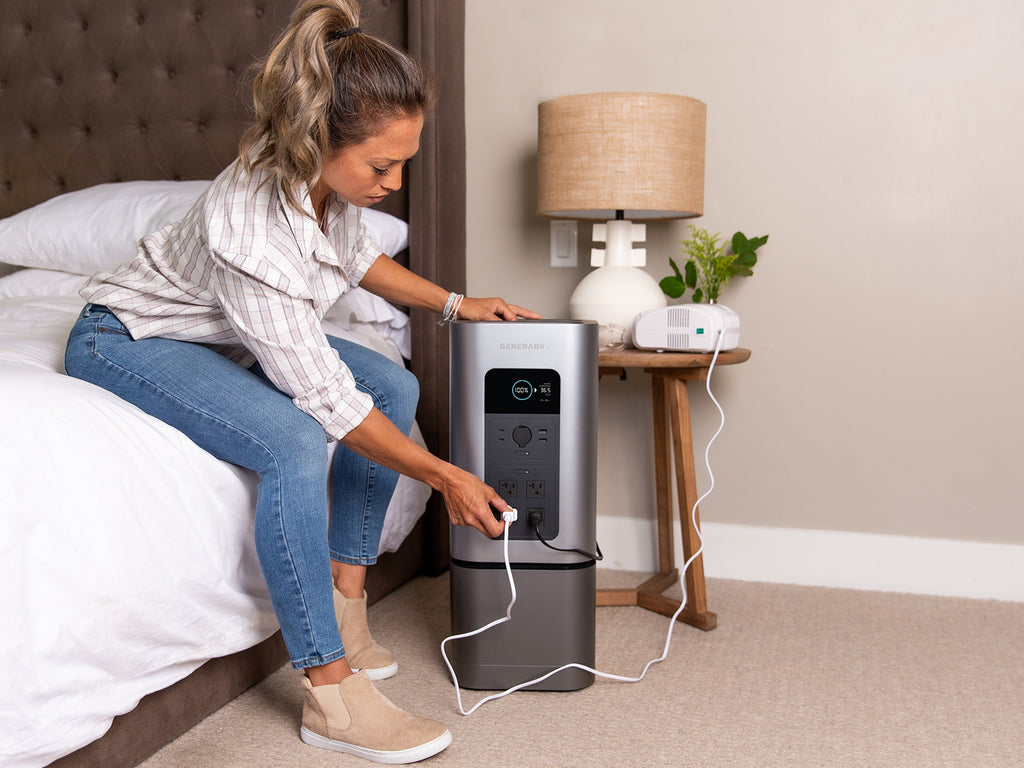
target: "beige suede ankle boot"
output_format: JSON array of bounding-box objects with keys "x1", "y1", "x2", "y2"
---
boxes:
[
  {"x1": 334, "y1": 589, "x2": 398, "y2": 680},
  {"x1": 300, "y1": 672, "x2": 452, "y2": 763}
]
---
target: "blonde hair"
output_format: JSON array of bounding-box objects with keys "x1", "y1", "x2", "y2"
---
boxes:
[{"x1": 239, "y1": 0, "x2": 435, "y2": 213}]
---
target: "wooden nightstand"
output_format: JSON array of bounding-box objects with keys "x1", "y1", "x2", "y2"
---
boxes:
[{"x1": 597, "y1": 346, "x2": 751, "y2": 630}]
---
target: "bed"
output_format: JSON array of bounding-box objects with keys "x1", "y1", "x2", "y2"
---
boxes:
[{"x1": 0, "y1": 1, "x2": 465, "y2": 766}]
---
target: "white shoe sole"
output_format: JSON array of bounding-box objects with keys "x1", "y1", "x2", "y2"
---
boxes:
[
  {"x1": 300, "y1": 726, "x2": 452, "y2": 764},
  {"x1": 352, "y1": 661, "x2": 399, "y2": 681}
]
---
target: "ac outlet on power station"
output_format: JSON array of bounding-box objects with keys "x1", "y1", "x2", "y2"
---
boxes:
[{"x1": 527, "y1": 480, "x2": 545, "y2": 498}]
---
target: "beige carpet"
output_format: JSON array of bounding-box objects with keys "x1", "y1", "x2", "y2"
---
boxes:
[{"x1": 139, "y1": 573, "x2": 1023, "y2": 768}]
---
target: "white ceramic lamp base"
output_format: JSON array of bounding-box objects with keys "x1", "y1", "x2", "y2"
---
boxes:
[
  {"x1": 568, "y1": 219, "x2": 666, "y2": 346},
  {"x1": 569, "y1": 264, "x2": 666, "y2": 346}
]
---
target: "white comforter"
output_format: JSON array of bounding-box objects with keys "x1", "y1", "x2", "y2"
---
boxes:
[{"x1": 0, "y1": 270, "x2": 430, "y2": 767}]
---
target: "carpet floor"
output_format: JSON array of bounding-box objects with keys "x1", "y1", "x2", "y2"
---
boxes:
[{"x1": 138, "y1": 573, "x2": 1024, "y2": 767}]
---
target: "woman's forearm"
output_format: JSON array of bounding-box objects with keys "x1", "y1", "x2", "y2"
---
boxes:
[
  {"x1": 340, "y1": 408, "x2": 446, "y2": 484},
  {"x1": 357, "y1": 255, "x2": 541, "y2": 322},
  {"x1": 339, "y1": 408, "x2": 507, "y2": 538},
  {"x1": 358, "y1": 254, "x2": 450, "y2": 313}
]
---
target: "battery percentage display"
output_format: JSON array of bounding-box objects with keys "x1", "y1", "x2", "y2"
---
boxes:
[
  {"x1": 486, "y1": 369, "x2": 560, "y2": 414},
  {"x1": 512, "y1": 380, "x2": 534, "y2": 400}
]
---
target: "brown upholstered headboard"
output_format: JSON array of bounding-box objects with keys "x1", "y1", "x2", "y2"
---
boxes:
[
  {"x1": 0, "y1": 0, "x2": 411, "y2": 218},
  {"x1": 0, "y1": 0, "x2": 464, "y2": 568}
]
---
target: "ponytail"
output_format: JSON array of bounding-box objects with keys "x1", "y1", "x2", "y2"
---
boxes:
[{"x1": 239, "y1": 0, "x2": 435, "y2": 213}]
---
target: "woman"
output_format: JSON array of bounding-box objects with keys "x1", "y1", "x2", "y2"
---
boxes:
[{"x1": 64, "y1": 0, "x2": 537, "y2": 763}]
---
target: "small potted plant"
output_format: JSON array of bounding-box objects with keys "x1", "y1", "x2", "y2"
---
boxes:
[{"x1": 660, "y1": 227, "x2": 768, "y2": 304}]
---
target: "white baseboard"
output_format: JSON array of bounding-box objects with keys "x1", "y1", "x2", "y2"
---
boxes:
[{"x1": 595, "y1": 517, "x2": 1024, "y2": 603}]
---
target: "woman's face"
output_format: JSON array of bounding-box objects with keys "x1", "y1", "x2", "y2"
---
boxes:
[{"x1": 316, "y1": 112, "x2": 424, "y2": 208}]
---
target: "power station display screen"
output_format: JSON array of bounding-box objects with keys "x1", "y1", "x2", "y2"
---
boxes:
[{"x1": 485, "y1": 369, "x2": 560, "y2": 414}]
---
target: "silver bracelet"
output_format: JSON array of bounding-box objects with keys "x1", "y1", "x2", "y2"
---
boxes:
[{"x1": 438, "y1": 292, "x2": 464, "y2": 325}]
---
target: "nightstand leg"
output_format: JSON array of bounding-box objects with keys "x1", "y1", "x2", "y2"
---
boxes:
[
  {"x1": 664, "y1": 375, "x2": 715, "y2": 629},
  {"x1": 651, "y1": 376, "x2": 676, "y2": 576},
  {"x1": 595, "y1": 369, "x2": 716, "y2": 631}
]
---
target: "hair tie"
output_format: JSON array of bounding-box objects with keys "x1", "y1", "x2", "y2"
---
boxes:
[{"x1": 327, "y1": 27, "x2": 361, "y2": 43}]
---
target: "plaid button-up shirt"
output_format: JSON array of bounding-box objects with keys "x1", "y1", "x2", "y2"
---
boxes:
[{"x1": 82, "y1": 160, "x2": 383, "y2": 440}]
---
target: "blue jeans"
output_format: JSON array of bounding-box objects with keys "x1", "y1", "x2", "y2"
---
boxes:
[{"x1": 64, "y1": 304, "x2": 419, "y2": 669}]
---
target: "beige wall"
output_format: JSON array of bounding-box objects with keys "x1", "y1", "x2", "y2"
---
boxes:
[{"x1": 464, "y1": 0, "x2": 1024, "y2": 551}]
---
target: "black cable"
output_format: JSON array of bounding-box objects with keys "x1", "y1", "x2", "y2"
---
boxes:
[{"x1": 527, "y1": 510, "x2": 603, "y2": 561}]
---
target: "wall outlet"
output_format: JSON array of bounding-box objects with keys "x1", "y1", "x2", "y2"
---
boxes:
[{"x1": 526, "y1": 480, "x2": 545, "y2": 498}]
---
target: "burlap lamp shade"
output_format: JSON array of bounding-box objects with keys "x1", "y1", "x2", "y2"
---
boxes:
[
  {"x1": 536, "y1": 93, "x2": 707, "y2": 344},
  {"x1": 537, "y1": 92, "x2": 706, "y2": 220}
]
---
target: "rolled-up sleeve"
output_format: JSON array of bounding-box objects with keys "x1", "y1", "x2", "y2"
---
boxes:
[
  {"x1": 348, "y1": 210, "x2": 385, "y2": 287},
  {"x1": 209, "y1": 247, "x2": 373, "y2": 440}
]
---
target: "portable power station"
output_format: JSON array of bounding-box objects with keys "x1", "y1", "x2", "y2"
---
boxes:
[{"x1": 448, "y1": 319, "x2": 598, "y2": 691}]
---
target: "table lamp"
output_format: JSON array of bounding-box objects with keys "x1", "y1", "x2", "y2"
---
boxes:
[{"x1": 537, "y1": 92, "x2": 706, "y2": 345}]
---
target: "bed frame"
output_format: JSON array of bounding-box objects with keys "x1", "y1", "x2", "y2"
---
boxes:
[{"x1": 0, "y1": 1, "x2": 463, "y2": 764}]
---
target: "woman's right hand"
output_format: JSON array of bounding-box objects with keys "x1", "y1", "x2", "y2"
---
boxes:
[{"x1": 439, "y1": 464, "x2": 510, "y2": 539}]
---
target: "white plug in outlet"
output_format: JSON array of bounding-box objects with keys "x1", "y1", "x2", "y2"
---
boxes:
[{"x1": 549, "y1": 220, "x2": 577, "y2": 268}]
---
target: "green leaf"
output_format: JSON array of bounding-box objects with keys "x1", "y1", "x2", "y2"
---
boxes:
[
  {"x1": 692, "y1": 287, "x2": 704, "y2": 304},
  {"x1": 659, "y1": 276, "x2": 686, "y2": 298},
  {"x1": 731, "y1": 231, "x2": 750, "y2": 253},
  {"x1": 668, "y1": 257, "x2": 683, "y2": 281},
  {"x1": 684, "y1": 260, "x2": 697, "y2": 289},
  {"x1": 733, "y1": 251, "x2": 757, "y2": 270},
  {"x1": 748, "y1": 234, "x2": 769, "y2": 250}
]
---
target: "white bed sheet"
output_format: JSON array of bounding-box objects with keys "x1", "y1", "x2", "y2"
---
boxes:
[{"x1": 0, "y1": 269, "x2": 431, "y2": 768}]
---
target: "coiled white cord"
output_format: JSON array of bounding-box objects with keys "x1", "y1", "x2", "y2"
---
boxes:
[
  {"x1": 441, "y1": 330, "x2": 728, "y2": 715},
  {"x1": 439, "y1": 509, "x2": 519, "y2": 716}
]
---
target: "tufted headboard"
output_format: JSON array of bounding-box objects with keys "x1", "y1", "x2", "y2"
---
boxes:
[
  {"x1": 0, "y1": 0, "x2": 415, "y2": 218},
  {"x1": 0, "y1": 0, "x2": 464, "y2": 568}
]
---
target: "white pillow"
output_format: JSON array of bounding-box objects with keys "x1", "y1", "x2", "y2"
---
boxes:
[
  {"x1": 0, "y1": 268, "x2": 88, "y2": 299},
  {"x1": 0, "y1": 181, "x2": 212, "y2": 276},
  {"x1": 324, "y1": 206, "x2": 411, "y2": 345},
  {"x1": 360, "y1": 207, "x2": 409, "y2": 258},
  {"x1": 0, "y1": 182, "x2": 411, "y2": 278}
]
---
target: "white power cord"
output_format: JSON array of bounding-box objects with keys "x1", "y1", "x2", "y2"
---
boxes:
[
  {"x1": 439, "y1": 509, "x2": 519, "y2": 716},
  {"x1": 441, "y1": 330, "x2": 729, "y2": 715}
]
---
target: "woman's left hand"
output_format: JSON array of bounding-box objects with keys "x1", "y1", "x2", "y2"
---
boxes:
[{"x1": 458, "y1": 297, "x2": 541, "y2": 322}]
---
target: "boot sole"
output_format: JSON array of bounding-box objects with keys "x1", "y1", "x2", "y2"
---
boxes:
[
  {"x1": 300, "y1": 726, "x2": 452, "y2": 764},
  {"x1": 354, "y1": 661, "x2": 399, "y2": 681}
]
